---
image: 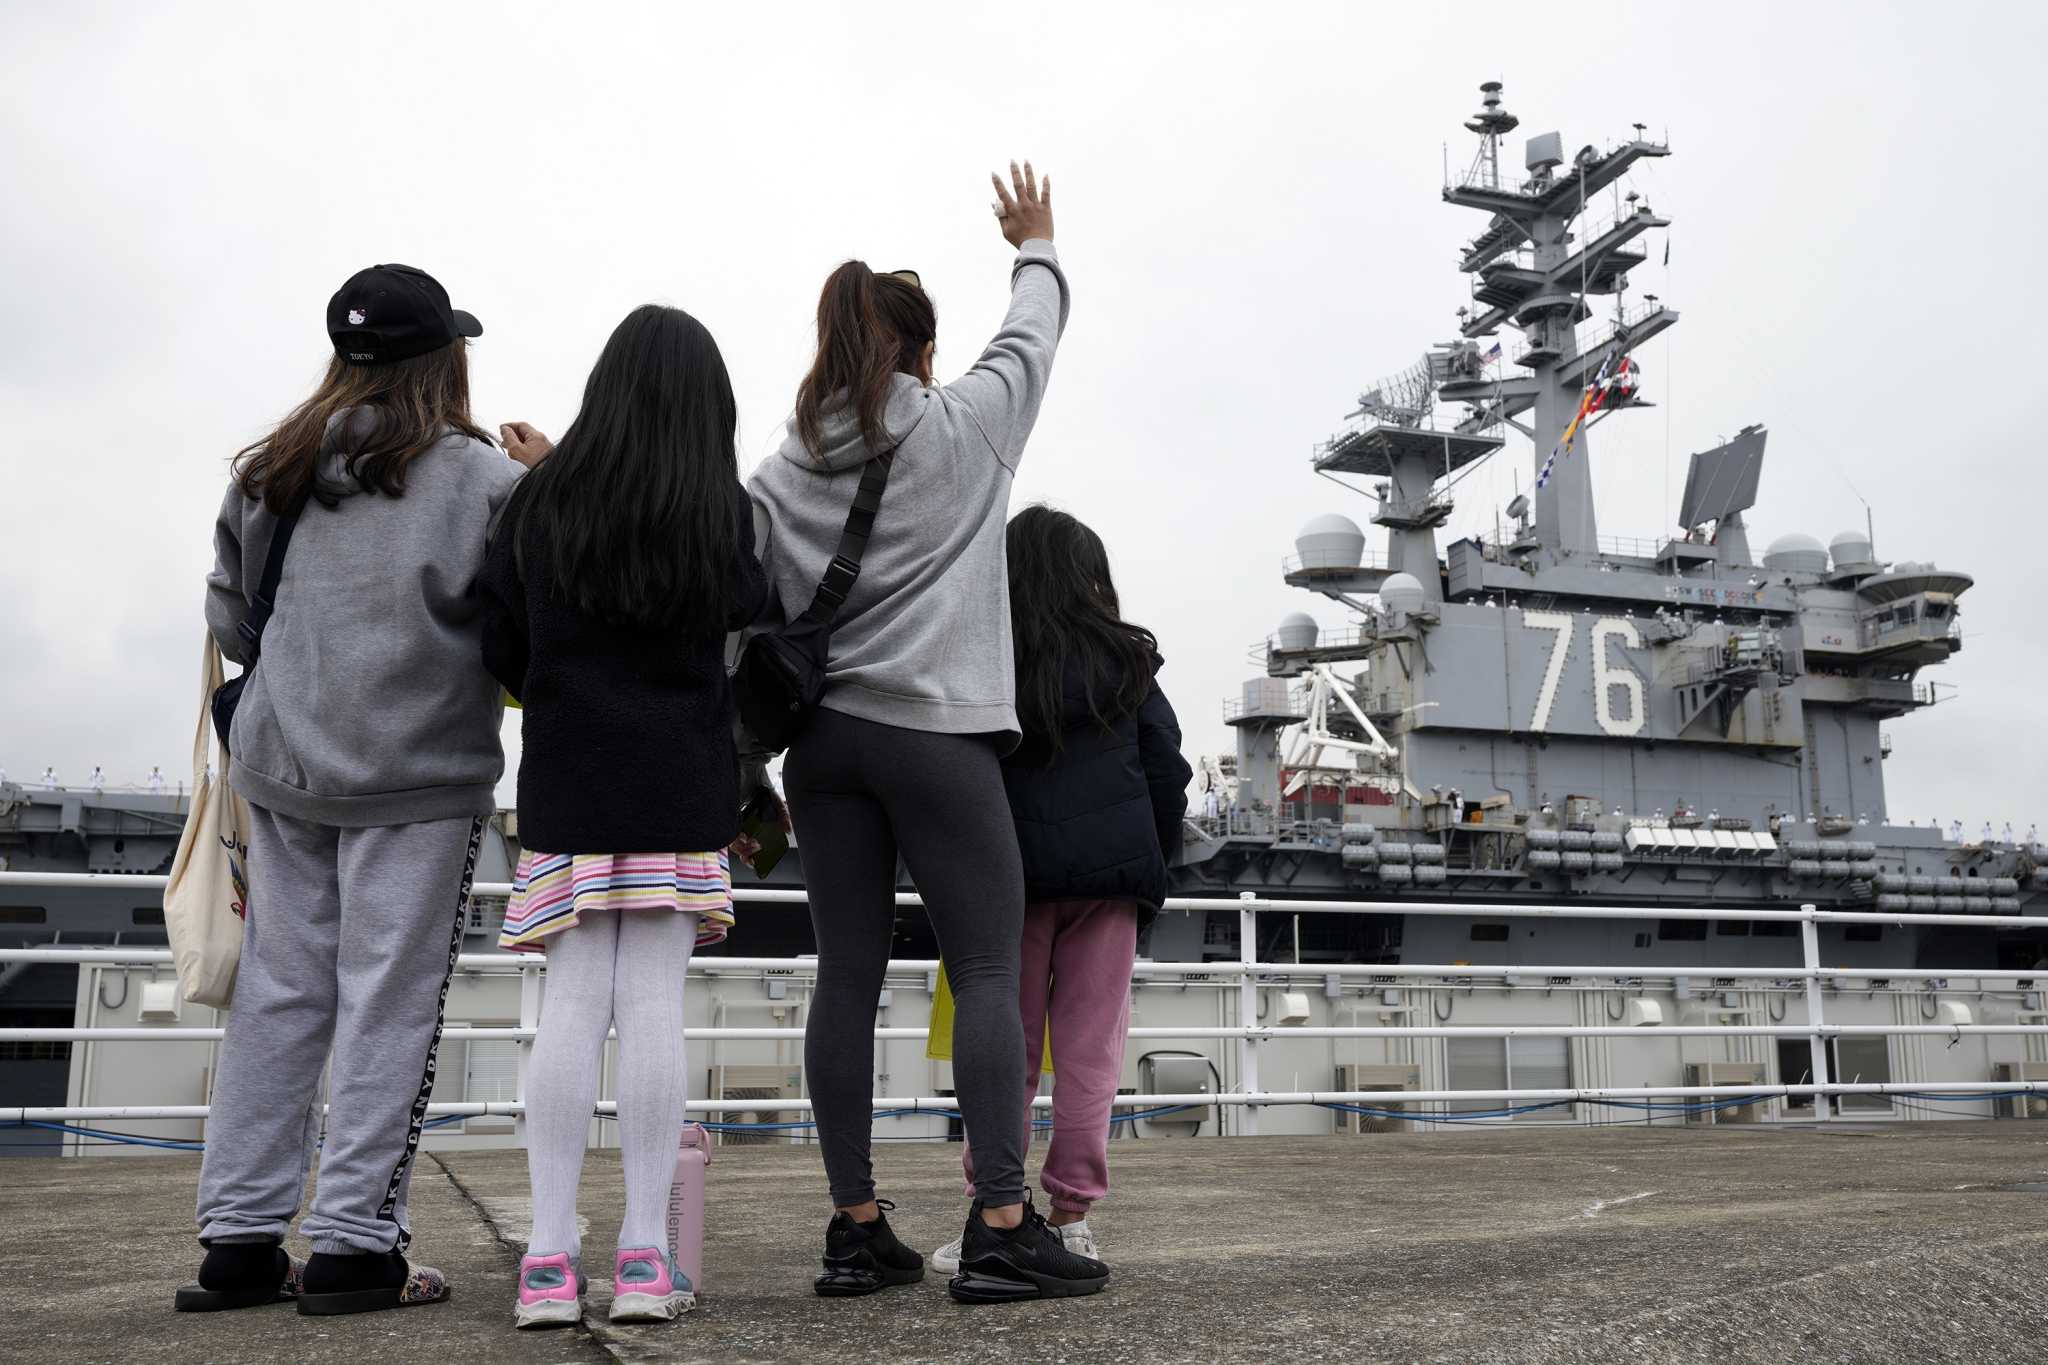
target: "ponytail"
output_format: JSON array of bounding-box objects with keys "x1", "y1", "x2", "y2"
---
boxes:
[{"x1": 794, "y1": 260, "x2": 937, "y2": 459}]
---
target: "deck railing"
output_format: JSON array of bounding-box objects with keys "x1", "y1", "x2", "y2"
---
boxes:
[{"x1": 5, "y1": 873, "x2": 2048, "y2": 1138}]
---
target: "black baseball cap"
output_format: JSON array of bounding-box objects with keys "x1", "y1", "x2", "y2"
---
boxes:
[{"x1": 327, "y1": 264, "x2": 482, "y2": 365}]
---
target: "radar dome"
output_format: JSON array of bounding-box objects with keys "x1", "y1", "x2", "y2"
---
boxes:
[
  {"x1": 1380, "y1": 572, "x2": 1426, "y2": 616},
  {"x1": 1276, "y1": 612, "x2": 1320, "y2": 651},
  {"x1": 1829, "y1": 530, "x2": 1874, "y2": 570},
  {"x1": 1294, "y1": 514, "x2": 1365, "y2": 572},
  {"x1": 1762, "y1": 532, "x2": 1828, "y2": 576}
]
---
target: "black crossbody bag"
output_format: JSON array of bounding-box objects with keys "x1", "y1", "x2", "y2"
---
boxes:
[
  {"x1": 733, "y1": 451, "x2": 894, "y2": 753},
  {"x1": 210, "y1": 511, "x2": 300, "y2": 755}
]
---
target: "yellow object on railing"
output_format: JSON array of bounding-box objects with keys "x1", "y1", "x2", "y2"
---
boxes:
[{"x1": 925, "y1": 963, "x2": 1052, "y2": 1074}]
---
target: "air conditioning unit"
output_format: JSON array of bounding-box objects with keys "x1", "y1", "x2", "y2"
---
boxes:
[
  {"x1": 1139, "y1": 1054, "x2": 1216, "y2": 1134},
  {"x1": 1334, "y1": 1063, "x2": 1421, "y2": 1135},
  {"x1": 1992, "y1": 1062, "x2": 2048, "y2": 1120},
  {"x1": 1683, "y1": 1061, "x2": 1767, "y2": 1125},
  {"x1": 711, "y1": 1065, "x2": 804, "y2": 1147}
]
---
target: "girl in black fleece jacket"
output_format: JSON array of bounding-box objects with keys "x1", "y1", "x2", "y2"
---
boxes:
[{"x1": 476, "y1": 305, "x2": 765, "y2": 1330}]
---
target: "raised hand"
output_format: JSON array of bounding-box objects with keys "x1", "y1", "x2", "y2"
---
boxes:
[
  {"x1": 500, "y1": 421, "x2": 554, "y2": 469},
  {"x1": 990, "y1": 159, "x2": 1054, "y2": 249}
]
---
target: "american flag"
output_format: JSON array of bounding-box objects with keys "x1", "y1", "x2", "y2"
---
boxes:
[{"x1": 1483, "y1": 342, "x2": 1502, "y2": 362}]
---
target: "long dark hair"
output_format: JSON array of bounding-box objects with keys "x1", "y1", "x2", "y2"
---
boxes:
[
  {"x1": 504, "y1": 304, "x2": 739, "y2": 635},
  {"x1": 234, "y1": 342, "x2": 491, "y2": 515},
  {"x1": 1007, "y1": 505, "x2": 1159, "y2": 756},
  {"x1": 793, "y1": 261, "x2": 936, "y2": 459}
]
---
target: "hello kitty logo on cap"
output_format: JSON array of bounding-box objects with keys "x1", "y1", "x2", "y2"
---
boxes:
[{"x1": 326, "y1": 263, "x2": 483, "y2": 366}]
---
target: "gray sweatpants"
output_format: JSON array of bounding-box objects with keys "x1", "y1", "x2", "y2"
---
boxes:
[
  {"x1": 783, "y1": 708, "x2": 1027, "y2": 1209},
  {"x1": 196, "y1": 804, "x2": 483, "y2": 1255}
]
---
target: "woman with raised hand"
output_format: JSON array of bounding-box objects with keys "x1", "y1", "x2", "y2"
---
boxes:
[{"x1": 748, "y1": 162, "x2": 1102, "y2": 1304}]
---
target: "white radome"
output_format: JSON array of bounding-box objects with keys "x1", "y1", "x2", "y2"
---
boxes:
[
  {"x1": 1276, "y1": 612, "x2": 1320, "y2": 651},
  {"x1": 1380, "y1": 572, "x2": 1426, "y2": 615},
  {"x1": 1294, "y1": 514, "x2": 1365, "y2": 571},
  {"x1": 1762, "y1": 532, "x2": 1828, "y2": 575}
]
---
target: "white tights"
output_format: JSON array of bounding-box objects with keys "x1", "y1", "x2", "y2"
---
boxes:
[{"x1": 523, "y1": 911, "x2": 696, "y2": 1259}]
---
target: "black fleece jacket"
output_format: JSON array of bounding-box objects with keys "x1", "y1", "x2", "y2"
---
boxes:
[
  {"x1": 1002, "y1": 656, "x2": 1193, "y2": 913},
  {"x1": 476, "y1": 482, "x2": 767, "y2": 854}
]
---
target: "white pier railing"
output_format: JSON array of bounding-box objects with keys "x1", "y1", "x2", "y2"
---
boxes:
[{"x1": 5, "y1": 874, "x2": 2048, "y2": 1136}]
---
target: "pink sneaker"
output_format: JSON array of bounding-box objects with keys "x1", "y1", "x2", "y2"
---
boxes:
[
  {"x1": 609, "y1": 1247, "x2": 695, "y2": 1323},
  {"x1": 512, "y1": 1251, "x2": 585, "y2": 1329}
]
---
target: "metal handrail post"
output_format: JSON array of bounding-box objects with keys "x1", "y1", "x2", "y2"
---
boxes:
[
  {"x1": 1238, "y1": 893, "x2": 1260, "y2": 1136},
  {"x1": 515, "y1": 962, "x2": 542, "y2": 1142},
  {"x1": 1801, "y1": 904, "x2": 1833, "y2": 1122}
]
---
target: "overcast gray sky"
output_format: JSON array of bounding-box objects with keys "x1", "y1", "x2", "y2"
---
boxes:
[{"x1": 3, "y1": 2, "x2": 2041, "y2": 830}]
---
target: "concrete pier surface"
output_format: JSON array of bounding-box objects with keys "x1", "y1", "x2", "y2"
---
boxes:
[{"x1": 6, "y1": 1123, "x2": 2048, "y2": 1363}]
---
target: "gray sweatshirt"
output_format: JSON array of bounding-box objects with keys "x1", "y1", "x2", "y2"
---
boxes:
[
  {"x1": 205, "y1": 420, "x2": 522, "y2": 826},
  {"x1": 747, "y1": 239, "x2": 1069, "y2": 752}
]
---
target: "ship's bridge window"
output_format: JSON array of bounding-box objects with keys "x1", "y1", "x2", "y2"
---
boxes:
[{"x1": 1658, "y1": 919, "x2": 1708, "y2": 942}]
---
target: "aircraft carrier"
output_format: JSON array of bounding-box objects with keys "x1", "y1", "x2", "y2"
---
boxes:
[
  {"x1": 7, "y1": 81, "x2": 2047, "y2": 1156},
  {"x1": 1157, "y1": 80, "x2": 2046, "y2": 960}
]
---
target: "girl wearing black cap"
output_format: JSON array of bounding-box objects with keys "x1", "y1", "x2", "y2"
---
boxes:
[{"x1": 181, "y1": 265, "x2": 534, "y2": 1317}]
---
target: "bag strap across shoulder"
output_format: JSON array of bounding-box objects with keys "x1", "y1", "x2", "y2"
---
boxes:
[
  {"x1": 237, "y1": 511, "x2": 300, "y2": 660},
  {"x1": 192, "y1": 634, "x2": 227, "y2": 781},
  {"x1": 797, "y1": 451, "x2": 894, "y2": 628}
]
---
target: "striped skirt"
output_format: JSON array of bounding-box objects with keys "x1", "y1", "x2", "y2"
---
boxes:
[{"x1": 499, "y1": 850, "x2": 734, "y2": 952}]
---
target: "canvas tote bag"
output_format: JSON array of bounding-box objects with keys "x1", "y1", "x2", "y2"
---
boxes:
[{"x1": 163, "y1": 633, "x2": 252, "y2": 1008}]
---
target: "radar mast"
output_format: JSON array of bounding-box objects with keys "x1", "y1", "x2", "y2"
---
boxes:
[{"x1": 1435, "y1": 81, "x2": 1675, "y2": 561}]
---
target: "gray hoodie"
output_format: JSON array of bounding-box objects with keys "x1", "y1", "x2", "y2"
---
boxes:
[
  {"x1": 205, "y1": 418, "x2": 521, "y2": 826},
  {"x1": 747, "y1": 239, "x2": 1069, "y2": 752}
]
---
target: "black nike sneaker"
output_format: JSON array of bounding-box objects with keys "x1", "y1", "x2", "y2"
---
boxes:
[
  {"x1": 948, "y1": 1195, "x2": 1110, "y2": 1304},
  {"x1": 815, "y1": 1199, "x2": 925, "y2": 1297}
]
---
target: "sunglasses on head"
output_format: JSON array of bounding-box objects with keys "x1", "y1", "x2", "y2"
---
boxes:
[{"x1": 877, "y1": 269, "x2": 921, "y2": 289}]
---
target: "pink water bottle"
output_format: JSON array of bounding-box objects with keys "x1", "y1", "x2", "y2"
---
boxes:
[{"x1": 667, "y1": 1122, "x2": 711, "y2": 1291}]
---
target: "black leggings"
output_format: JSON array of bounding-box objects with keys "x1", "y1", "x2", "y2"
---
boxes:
[{"x1": 783, "y1": 708, "x2": 1027, "y2": 1208}]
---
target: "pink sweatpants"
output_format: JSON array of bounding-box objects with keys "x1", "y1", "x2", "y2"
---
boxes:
[{"x1": 963, "y1": 898, "x2": 1138, "y2": 1214}]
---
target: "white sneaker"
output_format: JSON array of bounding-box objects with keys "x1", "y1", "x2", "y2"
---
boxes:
[
  {"x1": 1057, "y1": 1219, "x2": 1099, "y2": 1261},
  {"x1": 930, "y1": 1235, "x2": 963, "y2": 1275}
]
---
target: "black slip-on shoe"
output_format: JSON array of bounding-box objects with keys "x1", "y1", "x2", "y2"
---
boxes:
[
  {"x1": 815, "y1": 1199, "x2": 925, "y2": 1297},
  {"x1": 948, "y1": 1196, "x2": 1109, "y2": 1304},
  {"x1": 297, "y1": 1248, "x2": 449, "y2": 1315},
  {"x1": 174, "y1": 1241, "x2": 305, "y2": 1312}
]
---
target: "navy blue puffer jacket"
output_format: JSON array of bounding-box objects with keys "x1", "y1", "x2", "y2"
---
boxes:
[{"x1": 1001, "y1": 656, "x2": 1192, "y2": 912}]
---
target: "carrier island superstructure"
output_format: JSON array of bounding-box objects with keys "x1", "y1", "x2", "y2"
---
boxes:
[
  {"x1": 8, "y1": 82, "x2": 2048, "y2": 1155},
  {"x1": 1171, "y1": 81, "x2": 2044, "y2": 933}
]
